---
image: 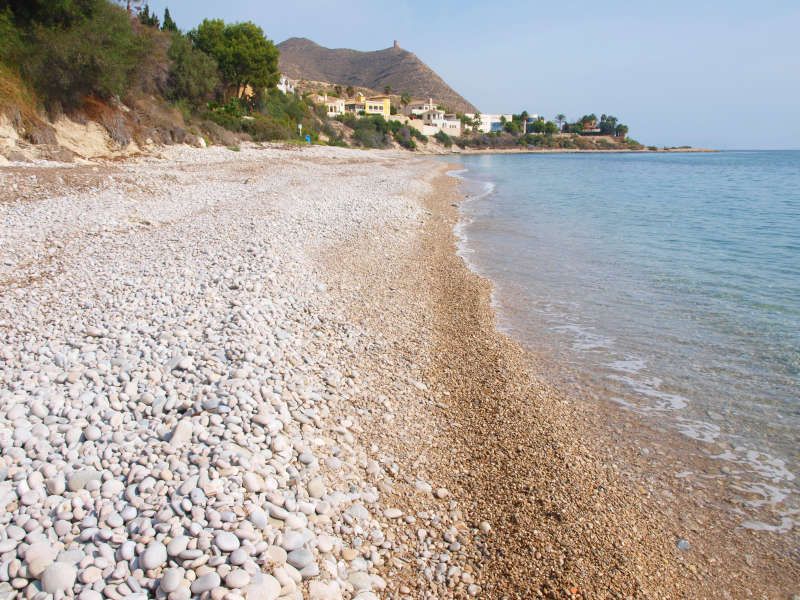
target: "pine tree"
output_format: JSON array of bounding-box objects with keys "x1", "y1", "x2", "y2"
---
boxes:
[
  {"x1": 162, "y1": 8, "x2": 178, "y2": 32},
  {"x1": 138, "y1": 4, "x2": 159, "y2": 28}
]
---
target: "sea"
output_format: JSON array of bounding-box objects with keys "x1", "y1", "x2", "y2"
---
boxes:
[{"x1": 446, "y1": 150, "x2": 800, "y2": 533}]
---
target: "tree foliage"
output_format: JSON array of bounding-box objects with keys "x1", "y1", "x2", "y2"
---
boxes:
[
  {"x1": 0, "y1": 8, "x2": 23, "y2": 65},
  {"x1": 190, "y1": 19, "x2": 279, "y2": 98},
  {"x1": 161, "y1": 7, "x2": 177, "y2": 32},
  {"x1": 0, "y1": 0, "x2": 101, "y2": 28},
  {"x1": 137, "y1": 3, "x2": 158, "y2": 27},
  {"x1": 165, "y1": 33, "x2": 218, "y2": 105},
  {"x1": 21, "y1": 0, "x2": 148, "y2": 108}
]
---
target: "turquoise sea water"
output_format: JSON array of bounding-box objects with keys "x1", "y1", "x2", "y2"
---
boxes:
[{"x1": 448, "y1": 151, "x2": 800, "y2": 531}]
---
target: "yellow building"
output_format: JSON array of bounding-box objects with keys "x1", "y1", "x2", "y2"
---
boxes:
[{"x1": 365, "y1": 95, "x2": 391, "y2": 118}]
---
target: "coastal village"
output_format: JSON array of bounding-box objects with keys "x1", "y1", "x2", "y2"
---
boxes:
[
  {"x1": 279, "y1": 73, "x2": 516, "y2": 139},
  {"x1": 275, "y1": 70, "x2": 632, "y2": 149}
]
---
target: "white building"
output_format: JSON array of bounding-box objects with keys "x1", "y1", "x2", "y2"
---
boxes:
[
  {"x1": 465, "y1": 113, "x2": 514, "y2": 133},
  {"x1": 325, "y1": 97, "x2": 345, "y2": 118},
  {"x1": 441, "y1": 114, "x2": 462, "y2": 136},
  {"x1": 421, "y1": 109, "x2": 462, "y2": 137},
  {"x1": 405, "y1": 98, "x2": 438, "y2": 116},
  {"x1": 277, "y1": 75, "x2": 295, "y2": 95},
  {"x1": 422, "y1": 108, "x2": 446, "y2": 128}
]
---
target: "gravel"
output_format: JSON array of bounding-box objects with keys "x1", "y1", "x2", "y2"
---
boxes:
[{"x1": 0, "y1": 144, "x2": 466, "y2": 598}]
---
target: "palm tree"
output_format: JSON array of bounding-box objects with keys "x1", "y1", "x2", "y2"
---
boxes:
[
  {"x1": 400, "y1": 92, "x2": 411, "y2": 107},
  {"x1": 555, "y1": 114, "x2": 566, "y2": 131},
  {"x1": 383, "y1": 85, "x2": 392, "y2": 95},
  {"x1": 345, "y1": 85, "x2": 354, "y2": 98}
]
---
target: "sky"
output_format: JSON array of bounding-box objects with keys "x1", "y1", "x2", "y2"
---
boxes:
[{"x1": 142, "y1": 0, "x2": 800, "y2": 149}]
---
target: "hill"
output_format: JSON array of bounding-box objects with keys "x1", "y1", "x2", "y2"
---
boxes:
[{"x1": 277, "y1": 38, "x2": 478, "y2": 114}]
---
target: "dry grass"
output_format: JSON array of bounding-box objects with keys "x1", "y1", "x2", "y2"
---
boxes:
[
  {"x1": 0, "y1": 64, "x2": 50, "y2": 136},
  {"x1": 0, "y1": 64, "x2": 62, "y2": 146}
]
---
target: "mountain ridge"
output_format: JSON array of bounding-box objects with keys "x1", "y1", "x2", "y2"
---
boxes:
[{"x1": 277, "y1": 37, "x2": 478, "y2": 114}]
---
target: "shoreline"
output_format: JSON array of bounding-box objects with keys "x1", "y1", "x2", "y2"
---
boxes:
[
  {"x1": 323, "y1": 156, "x2": 798, "y2": 596},
  {"x1": 417, "y1": 147, "x2": 717, "y2": 156},
  {"x1": 0, "y1": 145, "x2": 796, "y2": 598},
  {"x1": 413, "y1": 164, "x2": 800, "y2": 596}
]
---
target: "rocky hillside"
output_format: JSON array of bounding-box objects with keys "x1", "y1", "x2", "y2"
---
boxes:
[{"x1": 277, "y1": 38, "x2": 478, "y2": 114}]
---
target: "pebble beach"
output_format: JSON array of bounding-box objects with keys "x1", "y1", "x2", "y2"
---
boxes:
[{"x1": 1, "y1": 145, "x2": 798, "y2": 599}]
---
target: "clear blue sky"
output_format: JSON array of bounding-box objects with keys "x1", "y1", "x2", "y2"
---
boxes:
[{"x1": 143, "y1": 0, "x2": 800, "y2": 149}]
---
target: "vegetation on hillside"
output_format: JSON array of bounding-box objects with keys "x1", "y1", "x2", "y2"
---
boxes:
[
  {"x1": 1, "y1": 0, "x2": 149, "y2": 110},
  {"x1": 0, "y1": 0, "x2": 648, "y2": 154},
  {"x1": 0, "y1": 0, "x2": 334, "y2": 150},
  {"x1": 335, "y1": 114, "x2": 427, "y2": 150}
]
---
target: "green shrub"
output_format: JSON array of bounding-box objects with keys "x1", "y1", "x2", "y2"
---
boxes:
[
  {"x1": 340, "y1": 115, "x2": 391, "y2": 148},
  {"x1": 352, "y1": 126, "x2": 388, "y2": 148},
  {"x1": 242, "y1": 114, "x2": 293, "y2": 141},
  {"x1": 434, "y1": 131, "x2": 452, "y2": 147},
  {"x1": 0, "y1": 8, "x2": 24, "y2": 65},
  {"x1": 166, "y1": 33, "x2": 219, "y2": 105},
  {"x1": 171, "y1": 98, "x2": 192, "y2": 122},
  {"x1": 393, "y1": 126, "x2": 416, "y2": 150},
  {"x1": 204, "y1": 109, "x2": 243, "y2": 131},
  {"x1": 21, "y1": 1, "x2": 149, "y2": 109},
  {"x1": 259, "y1": 88, "x2": 310, "y2": 123},
  {"x1": 409, "y1": 127, "x2": 427, "y2": 142}
]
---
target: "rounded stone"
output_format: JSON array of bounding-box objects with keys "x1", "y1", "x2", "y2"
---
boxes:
[
  {"x1": 190, "y1": 572, "x2": 221, "y2": 594},
  {"x1": 80, "y1": 566, "x2": 102, "y2": 584},
  {"x1": 307, "y1": 478, "x2": 325, "y2": 499},
  {"x1": 229, "y1": 549, "x2": 248, "y2": 566},
  {"x1": 242, "y1": 473, "x2": 263, "y2": 493},
  {"x1": 84, "y1": 426, "x2": 101, "y2": 441},
  {"x1": 46, "y1": 476, "x2": 66, "y2": 495},
  {"x1": 167, "y1": 536, "x2": 189, "y2": 557},
  {"x1": 41, "y1": 561, "x2": 77, "y2": 594},
  {"x1": 160, "y1": 568, "x2": 184, "y2": 593},
  {"x1": 214, "y1": 531, "x2": 240, "y2": 552},
  {"x1": 67, "y1": 469, "x2": 101, "y2": 492},
  {"x1": 280, "y1": 531, "x2": 304, "y2": 552},
  {"x1": 349, "y1": 571, "x2": 372, "y2": 591},
  {"x1": 244, "y1": 574, "x2": 281, "y2": 600},
  {"x1": 140, "y1": 541, "x2": 168, "y2": 570},
  {"x1": 118, "y1": 541, "x2": 136, "y2": 561},
  {"x1": 248, "y1": 509, "x2": 268, "y2": 530},
  {"x1": 224, "y1": 569, "x2": 250, "y2": 589},
  {"x1": 24, "y1": 542, "x2": 58, "y2": 577},
  {"x1": 286, "y1": 548, "x2": 314, "y2": 570}
]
